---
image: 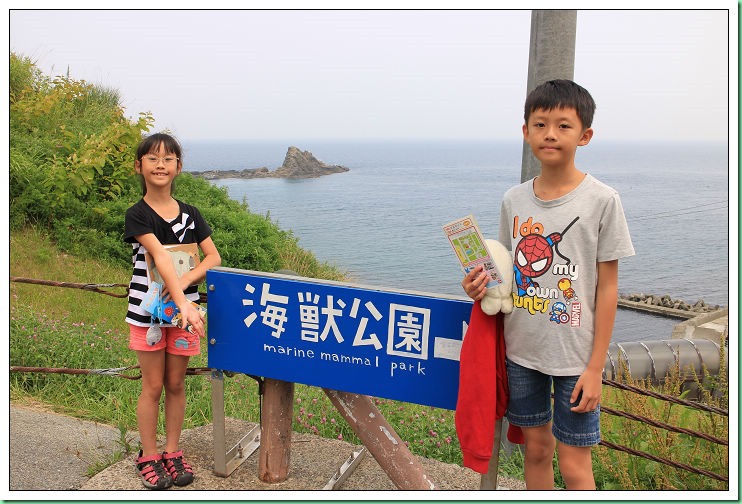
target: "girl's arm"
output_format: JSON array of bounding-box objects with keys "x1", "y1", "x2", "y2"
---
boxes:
[
  {"x1": 570, "y1": 259, "x2": 618, "y2": 413},
  {"x1": 173, "y1": 236, "x2": 221, "y2": 293},
  {"x1": 136, "y1": 233, "x2": 206, "y2": 337}
]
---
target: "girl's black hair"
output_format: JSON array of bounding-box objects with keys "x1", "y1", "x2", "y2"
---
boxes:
[
  {"x1": 135, "y1": 133, "x2": 183, "y2": 196},
  {"x1": 524, "y1": 79, "x2": 596, "y2": 129}
]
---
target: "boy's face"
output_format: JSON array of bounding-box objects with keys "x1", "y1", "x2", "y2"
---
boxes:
[{"x1": 523, "y1": 107, "x2": 593, "y2": 169}]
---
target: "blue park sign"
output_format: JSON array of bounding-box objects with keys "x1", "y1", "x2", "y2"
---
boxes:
[{"x1": 206, "y1": 268, "x2": 474, "y2": 410}]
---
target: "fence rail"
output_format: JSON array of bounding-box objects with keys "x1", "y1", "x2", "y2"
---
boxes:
[
  {"x1": 10, "y1": 276, "x2": 730, "y2": 488},
  {"x1": 598, "y1": 378, "x2": 728, "y2": 483}
]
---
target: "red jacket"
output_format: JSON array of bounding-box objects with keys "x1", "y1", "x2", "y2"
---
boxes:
[{"x1": 455, "y1": 301, "x2": 524, "y2": 474}]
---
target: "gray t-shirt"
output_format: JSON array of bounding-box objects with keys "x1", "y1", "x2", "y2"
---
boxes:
[{"x1": 498, "y1": 174, "x2": 635, "y2": 375}]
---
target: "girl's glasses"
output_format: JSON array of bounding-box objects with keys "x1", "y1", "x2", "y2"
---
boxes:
[{"x1": 141, "y1": 155, "x2": 179, "y2": 165}]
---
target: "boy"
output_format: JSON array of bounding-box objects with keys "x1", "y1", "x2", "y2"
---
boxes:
[{"x1": 463, "y1": 79, "x2": 634, "y2": 490}]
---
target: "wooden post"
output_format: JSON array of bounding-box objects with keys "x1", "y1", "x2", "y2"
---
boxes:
[
  {"x1": 324, "y1": 389, "x2": 436, "y2": 490},
  {"x1": 257, "y1": 268, "x2": 300, "y2": 483},
  {"x1": 258, "y1": 378, "x2": 295, "y2": 482}
]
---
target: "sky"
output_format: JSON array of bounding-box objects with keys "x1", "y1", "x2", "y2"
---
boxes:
[{"x1": 8, "y1": 5, "x2": 736, "y2": 143}]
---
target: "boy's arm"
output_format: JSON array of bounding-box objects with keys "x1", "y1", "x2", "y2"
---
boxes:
[
  {"x1": 461, "y1": 264, "x2": 490, "y2": 301},
  {"x1": 136, "y1": 233, "x2": 206, "y2": 337},
  {"x1": 570, "y1": 259, "x2": 618, "y2": 413}
]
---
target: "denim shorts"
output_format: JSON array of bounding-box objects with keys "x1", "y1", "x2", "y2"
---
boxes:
[{"x1": 505, "y1": 358, "x2": 601, "y2": 447}]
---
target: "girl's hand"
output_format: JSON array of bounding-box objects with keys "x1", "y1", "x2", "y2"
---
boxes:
[
  {"x1": 461, "y1": 265, "x2": 489, "y2": 301},
  {"x1": 177, "y1": 301, "x2": 205, "y2": 338},
  {"x1": 161, "y1": 276, "x2": 193, "y2": 303}
]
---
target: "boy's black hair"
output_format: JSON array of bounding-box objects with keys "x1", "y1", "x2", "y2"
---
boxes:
[
  {"x1": 524, "y1": 79, "x2": 596, "y2": 129},
  {"x1": 135, "y1": 132, "x2": 182, "y2": 196}
]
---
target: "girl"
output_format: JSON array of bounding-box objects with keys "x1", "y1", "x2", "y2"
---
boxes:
[{"x1": 124, "y1": 133, "x2": 221, "y2": 489}]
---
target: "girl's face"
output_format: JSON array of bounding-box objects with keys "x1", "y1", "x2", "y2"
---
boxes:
[{"x1": 135, "y1": 142, "x2": 182, "y2": 194}]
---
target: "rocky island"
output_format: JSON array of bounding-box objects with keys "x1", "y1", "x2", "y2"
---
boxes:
[{"x1": 193, "y1": 146, "x2": 349, "y2": 180}]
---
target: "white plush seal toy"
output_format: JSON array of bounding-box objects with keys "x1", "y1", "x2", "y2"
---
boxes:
[{"x1": 480, "y1": 239, "x2": 514, "y2": 315}]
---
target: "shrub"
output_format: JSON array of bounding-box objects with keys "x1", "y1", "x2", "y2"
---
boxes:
[{"x1": 10, "y1": 51, "x2": 343, "y2": 281}]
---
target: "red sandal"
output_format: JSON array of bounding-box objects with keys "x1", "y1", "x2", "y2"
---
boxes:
[
  {"x1": 135, "y1": 450, "x2": 173, "y2": 490},
  {"x1": 162, "y1": 450, "x2": 194, "y2": 486}
]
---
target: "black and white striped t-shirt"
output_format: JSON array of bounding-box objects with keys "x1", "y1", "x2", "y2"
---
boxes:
[{"x1": 124, "y1": 199, "x2": 212, "y2": 327}]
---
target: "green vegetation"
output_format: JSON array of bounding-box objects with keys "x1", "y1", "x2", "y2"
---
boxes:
[
  {"x1": 593, "y1": 366, "x2": 729, "y2": 490},
  {"x1": 9, "y1": 53, "x2": 728, "y2": 489},
  {"x1": 9, "y1": 52, "x2": 345, "y2": 279},
  {"x1": 9, "y1": 51, "x2": 456, "y2": 475},
  {"x1": 10, "y1": 227, "x2": 459, "y2": 473}
]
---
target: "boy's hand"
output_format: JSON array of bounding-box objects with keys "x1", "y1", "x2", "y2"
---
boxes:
[
  {"x1": 461, "y1": 265, "x2": 489, "y2": 301},
  {"x1": 570, "y1": 368, "x2": 603, "y2": 413}
]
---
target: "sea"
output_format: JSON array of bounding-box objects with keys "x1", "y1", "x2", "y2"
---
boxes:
[{"x1": 181, "y1": 139, "x2": 731, "y2": 344}]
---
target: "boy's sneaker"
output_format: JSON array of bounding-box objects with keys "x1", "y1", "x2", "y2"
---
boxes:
[
  {"x1": 162, "y1": 450, "x2": 194, "y2": 486},
  {"x1": 135, "y1": 450, "x2": 173, "y2": 490}
]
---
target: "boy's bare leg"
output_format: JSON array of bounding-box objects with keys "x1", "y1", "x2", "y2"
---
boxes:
[
  {"x1": 522, "y1": 423, "x2": 557, "y2": 489},
  {"x1": 557, "y1": 443, "x2": 596, "y2": 490}
]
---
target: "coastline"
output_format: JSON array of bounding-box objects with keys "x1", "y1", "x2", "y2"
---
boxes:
[{"x1": 191, "y1": 145, "x2": 349, "y2": 180}]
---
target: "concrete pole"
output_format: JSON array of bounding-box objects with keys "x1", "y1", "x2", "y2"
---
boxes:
[
  {"x1": 484, "y1": 9, "x2": 579, "y2": 490},
  {"x1": 520, "y1": 10, "x2": 578, "y2": 183}
]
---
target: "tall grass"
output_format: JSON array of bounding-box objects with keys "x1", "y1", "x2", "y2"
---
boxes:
[
  {"x1": 594, "y1": 365, "x2": 729, "y2": 490},
  {"x1": 9, "y1": 228, "x2": 460, "y2": 465},
  {"x1": 10, "y1": 232, "x2": 729, "y2": 490}
]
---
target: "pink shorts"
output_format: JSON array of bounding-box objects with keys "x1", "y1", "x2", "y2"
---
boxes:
[{"x1": 128, "y1": 324, "x2": 201, "y2": 356}]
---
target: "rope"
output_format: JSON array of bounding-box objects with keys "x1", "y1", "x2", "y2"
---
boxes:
[
  {"x1": 600, "y1": 405, "x2": 727, "y2": 446},
  {"x1": 603, "y1": 378, "x2": 728, "y2": 416},
  {"x1": 598, "y1": 440, "x2": 728, "y2": 483},
  {"x1": 11, "y1": 364, "x2": 728, "y2": 483},
  {"x1": 10, "y1": 276, "x2": 209, "y2": 304},
  {"x1": 10, "y1": 365, "x2": 142, "y2": 380},
  {"x1": 10, "y1": 277, "x2": 728, "y2": 485},
  {"x1": 10, "y1": 277, "x2": 130, "y2": 298},
  {"x1": 598, "y1": 378, "x2": 729, "y2": 484},
  {"x1": 185, "y1": 367, "x2": 215, "y2": 376},
  {"x1": 10, "y1": 365, "x2": 256, "y2": 382}
]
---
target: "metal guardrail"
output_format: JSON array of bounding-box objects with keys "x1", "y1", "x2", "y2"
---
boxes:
[{"x1": 604, "y1": 338, "x2": 728, "y2": 392}]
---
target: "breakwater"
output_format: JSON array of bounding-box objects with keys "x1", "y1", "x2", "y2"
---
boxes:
[{"x1": 618, "y1": 293, "x2": 725, "y2": 320}]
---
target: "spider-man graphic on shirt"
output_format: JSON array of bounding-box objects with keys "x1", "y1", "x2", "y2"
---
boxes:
[{"x1": 513, "y1": 216, "x2": 579, "y2": 296}]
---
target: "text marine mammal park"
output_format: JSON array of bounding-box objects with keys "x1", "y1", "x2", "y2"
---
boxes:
[{"x1": 206, "y1": 268, "x2": 474, "y2": 410}]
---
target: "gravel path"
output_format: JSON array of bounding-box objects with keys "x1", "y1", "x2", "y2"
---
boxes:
[{"x1": 9, "y1": 403, "x2": 526, "y2": 495}]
